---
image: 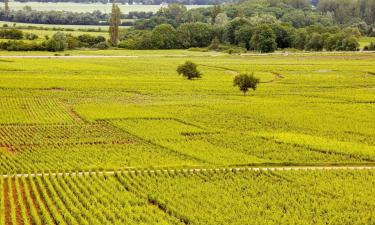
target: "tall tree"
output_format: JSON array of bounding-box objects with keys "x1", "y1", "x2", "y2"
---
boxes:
[
  {"x1": 211, "y1": 4, "x2": 222, "y2": 25},
  {"x1": 109, "y1": 0, "x2": 121, "y2": 46},
  {"x1": 4, "y1": 0, "x2": 10, "y2": 18},
  {"x1": 250, "y1": 24, "x2": 277, "y2": 53}
]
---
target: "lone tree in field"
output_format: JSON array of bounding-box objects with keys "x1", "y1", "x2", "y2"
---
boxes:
[
  {"x1": 233, "y1": 73, "x2": 260, "y2": 95},
  {"x1": 177, "y1": 61, "x2": 201, "y2": 80},
  {"x1": 109, "y1": 0, "x2": 121, "y2": 46}
]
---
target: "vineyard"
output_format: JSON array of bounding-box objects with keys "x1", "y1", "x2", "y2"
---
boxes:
[
  {"x1": 0, "y1": 51, "x2": 374, "y2": 223},
  {"x1": 0, "y1": 169, "x2": 375, "y2": 225}
]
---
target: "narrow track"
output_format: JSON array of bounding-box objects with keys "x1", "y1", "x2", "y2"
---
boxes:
[{"x1": 2, "y1": 165, "x2": 375, "y2": 178}]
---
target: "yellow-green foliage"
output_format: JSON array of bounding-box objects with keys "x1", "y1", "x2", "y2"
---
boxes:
[
  {"x1": 3, "y1": 169, "x2": 375, "y2": 225},
  {"x1": 0, "y1": 53, "x2": 374, "y2": 173},
  {"x1": 117, "y1": 169, "x2": 375, "y2": 225},
  {"x1": 0, "y1": 51, "x2": 375, "y2": 224}
]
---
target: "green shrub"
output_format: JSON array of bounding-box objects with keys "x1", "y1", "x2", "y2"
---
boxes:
[{"x1": 177, "y1": 61, "x2": 201, "y2": 80}]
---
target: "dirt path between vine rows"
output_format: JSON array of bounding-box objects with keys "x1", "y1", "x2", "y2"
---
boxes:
[{"x1": 2, "y1": 165, "x2": 375, "y2": 178}]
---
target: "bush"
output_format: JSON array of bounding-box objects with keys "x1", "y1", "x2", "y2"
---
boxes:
[
  {"x1": 151, "y1": 24, "x2": 177, "y2": 49},
  {"x1": 0, "y1": 29, "x2": 23, "y2": 40},
  {"x1": 24, "y1": 33, "x2": 38, "y2": 40},
  {"x1": 0, "y1": 40, "x2": 45, "y2": 51},
  {"x1": 233, "y1": 73, "x2": 260, "y2": 95},
  {"x1": 225, "y1": 46, "x2": 247, "y2": 54},
  {"x1": 119, "y1": 30, "x2": 153, "y2": 50},
  {"x1": 177, "y1": 61, "x2": 201, "y2": 80},
  {"x1": 78, "y1": 34, "x2": 106, "y2": 48},
  {"x1": 44, "y1": 32, "x2": 68, "y2": 52},
  {"x1": 66, "y1": 35, "x2": 79, "y2": 50},
  {"x1": 93, "y1": 41, "x2": 110, "y2": 49}
]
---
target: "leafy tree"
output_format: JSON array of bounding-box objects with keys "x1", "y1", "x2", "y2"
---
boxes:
[
  {"x1": 250, "y1": 24, "x2": 277, "y2": 53},
  {"x1": 234, "y1": 25, "x2": 253, "y2": 50},
  {"x1": 177, "y1": 61, "x2": 201, "y2": 80},
  {"x1": 119, "y1": 30, "x2": 154, "y2": 49},
  {"x1": 151, "y1": 24, "x2": 177, "y2": 49},
  {"x1": 45, "y1": 32, "x2": 67, "y2": 52},
  {"x1": 177, "y1": 22, "x2": 213, "y2": 48},
  {"x1": 211, "y1": 4, "x2": 222, "y2": 25},
  {"x1": 78, "y1": 34, "x2": 106, "y2": 47},
  {"x1": 0, "y1": 29, "x2": 23, "y2": 39},
  {"x1": 45, "y1": 39, "x2": 59, "y2": 52},
  {"x1": 214, "y1": 12, "x2": 229, "y2": 27},
  {"x1": 324, "y1": 34, "x2": 338, "y2": 51},
  {"x1": 134, "y1": 17, "x2": 169, "y2": 30},
  {"x1": 233, "y1": 73, "x2": 260, "y2": 95},
  {"x1": 156, "y1": 4, "x2": 187, "y2": 27},
  {"x1": 284, "y1": 0, "x2": 310, "y2": 9},
  {"x1": 209, "y1": 37, "x2": 221, "y2": 50},
  {"x1": 305, "y1": 33, "x2": 324, "y2": 51},
  {"x1": 4, "y1": 0, "x2": 9, "y2": 18},
  {"x1": 291, "y1": 28, "x2": 308, "y2": 49},
  {"x1": 341, "y1": 36, "x2": 359, "y2": 51},
  {"x1": 182, "y1": 9, "x2": 206, "y2": 23},
  {"x1": 109, "y1": 0, "x2": 121, "y2": 46},
  {"x1": 272, "y1": 24, "x2": 293, "y2": 49},
  {"x1": 24, "y1": 33, "x2": 38, "y2": 40},
  {"x1": 224, "y1": 17, "x2": 250, "y2": 45},
  {"x1": 66, "y1": 35, "x2": 79, "y2": 50}
]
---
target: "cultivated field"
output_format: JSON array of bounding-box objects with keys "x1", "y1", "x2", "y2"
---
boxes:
[{"x1": 0, "y1": 51, "x2": 374, "y2": 224}]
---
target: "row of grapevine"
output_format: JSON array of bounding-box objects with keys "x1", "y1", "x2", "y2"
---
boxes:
[
  {"x1": 0, "y1": 172, "x2": 190, "y2": 225},
  {"x1": 110, "y1": 118, "x2": 206, "y2": 141},
  {"x1": 0, "y1": 97, "x2": 75, "y2": 125},
  {"x1": 0, "y1": 141, "x2": 195, "y2": 174},
  {"x1": 0, "y1": 122, "x2": 134, "y2": 152},
  {"x1": 115, "y1": 168, "x2": 375, "y2": 225}
]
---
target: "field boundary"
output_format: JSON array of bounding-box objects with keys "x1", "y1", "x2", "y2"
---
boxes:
[{"x1": 2, "y1": 165, "x2": 375, "y2": 178}]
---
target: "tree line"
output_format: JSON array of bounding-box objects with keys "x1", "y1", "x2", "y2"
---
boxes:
[
  {"x1": 1, "y1": 0, "x2": 374, "y2": 35},
  {"x1": 1, "y1": 0, "x2": 373, "y2": 52},
  {"x1": 0, "y1": 8, "x2": 151, "y2": 26},
  {"x1": 117, "y1": 3, "x2": 363, "y2": 52},
  {"x1": 7, "y1": 0, "x2": 238, "y2": 5},
  {"x1": 317, "y1": 0, "x2": 375, "y2": 26},
  {"x1": 0, "y1": 28, "x2": 108, "y2": 51}
]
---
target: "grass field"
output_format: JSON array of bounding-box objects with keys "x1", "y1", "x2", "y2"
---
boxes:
[
  {"x1": 0, "y1": 51, "x2": 374, "y2": 223},
  {"x1": 0, "y1": 2, "x2": 207, "y2": 13}
]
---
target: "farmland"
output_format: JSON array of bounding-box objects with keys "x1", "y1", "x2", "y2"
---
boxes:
[{"x1": 0, "y1": 51, "x2": 374, "y2": 223}]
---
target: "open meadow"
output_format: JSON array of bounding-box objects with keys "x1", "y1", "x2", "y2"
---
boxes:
[{"x1": 0, "y1": 51, "x2": 374, "y2": 224}]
